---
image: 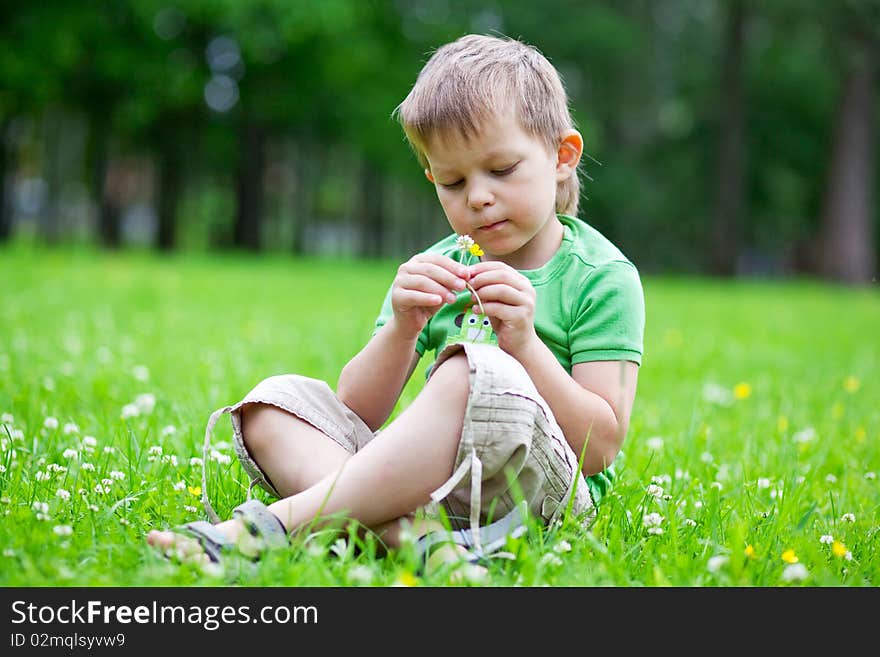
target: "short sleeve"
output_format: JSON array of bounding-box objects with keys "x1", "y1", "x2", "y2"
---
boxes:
[
  {"x1": 372, "y1": 283, "x2": 430, "y2": 357},
  {"x1": 569, "y1": 261, "x2": 645, "y2": 365}
]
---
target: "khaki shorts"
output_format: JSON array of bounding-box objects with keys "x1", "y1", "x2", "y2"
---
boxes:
[{"x1": 201, "y1": 342, "x2": 594, "y2": 531}]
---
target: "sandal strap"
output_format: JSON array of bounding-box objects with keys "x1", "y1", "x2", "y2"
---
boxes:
[
  {"x1": 232, "y1": 499, "x2": 288, "y2": 550},
  {"x1": 178, "y1": 520, "x2": 234, "y2": 563}
]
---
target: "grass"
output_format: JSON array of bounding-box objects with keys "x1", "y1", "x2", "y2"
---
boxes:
[{"x1": 1, "y1": 244, "x2": 877, "y2": 586}]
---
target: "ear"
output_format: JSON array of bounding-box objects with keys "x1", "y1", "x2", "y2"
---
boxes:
[
  {"x1": 424, "y1": 169, "x2": 435, "y2": 183},
  {"x1": 555, "y1": 130, "x2": 583, "y2": 182}
]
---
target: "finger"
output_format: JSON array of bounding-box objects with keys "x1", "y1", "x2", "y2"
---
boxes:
[
  {"x1": 394, "y1": 289, "x2": 447, "y2": 308},
  {"x1": 409, "y1": 253, "x2": 470, "y2": 279},
  {"x1": 468, "y1": 268, "x2": 531, "y2": 292},
  {"x1": 396, "y1": 273, "x2": 461, "y2": 303},
  {"x1": 470, "y1": 283, "x2": 528, "y2": 307},
  {"x1": 401, "y1": 261, "x2": 468, "y2": 293}
]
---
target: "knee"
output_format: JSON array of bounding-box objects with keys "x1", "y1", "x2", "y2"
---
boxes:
[
  {"x1": 426, "y1": 352, "x2": 470, "y2": 402},
  {"x1": 240, "y1": 404, "x2": 281, "y2": 453}
]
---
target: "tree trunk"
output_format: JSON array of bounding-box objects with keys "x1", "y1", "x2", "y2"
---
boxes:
[
  {"x1": 156, "y1": 122, "x2": 181, "y2": 251},
  {"x1": 358, "y1": 161, "x2": 385, "y2": 258},
  {"x1": 234, "y1": 121, "x2": 266, "y2": 251},
  {"x1": 87, "y1": 115, "x2": 121, "y2": 248},
  {"x1": 0, "y1": 118, "x2": 10, "y2": 242},
  {"x1": 710, "y1": 0, "x2": 747, "y2": 276},
  {"x1": 289, "y1": 137, "x2": 316, "y2": 255},
  {"x1": 817, "y1": 31, "x2": 876, "y2": 285}
]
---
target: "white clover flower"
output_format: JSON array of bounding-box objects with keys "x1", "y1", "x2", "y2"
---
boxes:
[
  {"x1": 0, "y1": 465, "x2": 5, "y2": 474},
  {"x1": 702, "y1": 382, "x2": 733, "y2": 406},
  {"x1": 87, "y1": 504, "x2": 98, "y2": 512},
  {"x1": 148, "y1": 445, "x2": 163, "y2": 456},
  {"x1": 35, "y1": 471, "x2": 49, "y2": 481},
  {"x1": 700, "y1": 451, "x2": 714, "y2": 463},
  {"x1": 101, "y1": 478, "x2": 113, "y2": 487},
  {"x1": 63, "y1": 422, "x2": 79, "y2": 435},
  {"x1": 553, "y1": 540, "x2": 572, "y2": 554},
  {"x1": 844, "y1": 551, "x2": 853, "y2": 561},
  {"x1": 162, "y1": 454, "x2": 178, "y2": 467},
  {"x1": 683, "y1": 518, "x2": 697, "y2": 527},
  {"x1": 161, "y1": 425, "x2": 177, "y2": 437},
  {"x1": 792, "y1": 427, "x2": 816, "y2": 443},
  {"x1": 3, "y1": 548, "x2": 14, "y2": 557},
  {"x1": 184, "y1": 505, "x2": 198, "y2": 513},
  {"x1": 47, "y1": 463, "x2": 67, "y2": 473},
  {"x1": 11, "y1": 429, "x2": 23, "y2": 441},
  {"x1": 42, "y1": 377, "x2": 55, "y2": 391},
  {"x1": 825, "y1": 473, "x2": 837, "y2": 484},
  {"x1": 81, "y1": 463, "x2": 95, "y2": 472},
  {"x1": 94, "y1": 484, "x2": 107, "y2": 495},
  {"x1": 866, "y1": 472, "x2": 877, "y2": 480},
  {"x1": 781, "y1": 563, "x2": 809, "y2": 583},
  {"x1": 841, "y1": 513, "x2": 856, "y2": 523},
  {"x1": 540, "y1": 553, "x2": 564, "y2": 567},
  {"x1": 646, "y1": 484, "x2": 664, "y2": 498},
  {"x1": 121, "y1": 404, "x2": 140, "y2": 419},
  {"x1": 757, "y1": 478, "x2": 771, "y2": 489},
  {"x1": 455, "y1": 234, "x2": 475, "y2": 250},
  {"x1": 820, "y1": 534, "x2": 834, "y2": 544},
  {"x1": 62, "y1": 448, "x2": 78, "y2": 460},
  {"x1": 210, "y1": 450, "x2": 231, "y2": 465},
  {"x1": 32, "y1": 501, "x2": 49, "y2": 514},
  {"x1": 173, "y1": 481, "x2": 186, "y2": 491},
  {"x1": 119, "y1": 518, "x2": 130, "y2": 526},
  {"x1": 711, "y1": 481, "x2": 723, "y2": 491},
  {"x1": 109, "y1": 471, "x2": 125, "y2": 481},
  {"x1": 347, "y1": 565, "x2": 374, "y2": 585},
  {"x1": 0, "y1": 496, "x2": 10, "y2": 504},
  {"x1": 643, "y1": 512, "x2": 664, "y2": 528},
  {"x1": 693, "y1": 500, "x2": 703, "y2": 509},
  {"x1": 82, "y1": 435, "x2": 97, "y2": 447},
  {"x1": 647, "y1": 527, "x2": 664, "y2": 536},
  {"x1": 646, "y1": 436, "x2": 664, "y2": 451},
  {"x1": 652, "y1": 474, "x2": 672, "y2": 486},
  {"x1": 1, "y1": 412, "x2": 13, "y2": 424},
  {"x1": 103, "y1": 446, "x2": 115, "y2": 454},
  {"x1": 707, "y1": 555, "x2": 729, "y2": 572},
  {"x1": 132, "y1": 365, "x2": 150, "y2": 382},
  {"x1": 53, "y1": 525, "x2": 73, "y2": 536},
  {"x1": 44, "y1": 417, "x2": 59, "y2": 430},
  {"x1": 56, "y1": 489, "x2": 71, "y2": 501},
  {"x1": 189, "y1": 457, "x2": 203, "y2": 467},
  {"x1": 134, "y1": 393, "x2": 156, "y2": 414}
]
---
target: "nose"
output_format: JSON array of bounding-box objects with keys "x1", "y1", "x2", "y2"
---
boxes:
[{"x1": 467, "y1": 180, "x2": 494, "y2": 210}]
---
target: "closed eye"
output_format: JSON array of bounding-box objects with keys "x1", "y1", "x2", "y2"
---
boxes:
[
  {"x1": 492, "y1": 162, "x2": 519, "y2": 176},
  {"x1": 440, "y1": 179, "x2": 464, "y2": 189}
]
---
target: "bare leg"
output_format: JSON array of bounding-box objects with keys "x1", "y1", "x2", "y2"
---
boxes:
[{"x1": 148, "y1": 353, "x2": 469, "y2": 554}]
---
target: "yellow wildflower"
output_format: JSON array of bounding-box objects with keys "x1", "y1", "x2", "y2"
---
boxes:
[
  {"x1": 187, "y1": 485, "x2": 201, "y2": 497},
  {"x1": 831, "y1": 541, "x2": 848, "y2": 558},
  {"x1": 469, "y1": 243, "x2": 483, "y2": 257},
  {"x1": 744, "y1": 544, "x2": 756, "y2": 559},
  {"x1": 843, "y1": 376, "x2": 860, "y2": 393},
  {"x1": 777, "y1": 416, "x2": 789, "y2": 433},
  {"x1": 733, "y1": 382, "x2": 752, "y2": 400},
  {"x1": 394, "y1": 572, "x2": 419, "y2": 587},
  {"x1": 781, "y1": 549, "x2": 798, "y2": 564},
  {"x1": 855, "y1": 426, "x2": 866, "y2": 442}
]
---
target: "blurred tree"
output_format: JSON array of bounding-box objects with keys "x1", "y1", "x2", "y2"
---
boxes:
[
  {"x1": 710, "y1": 0, "x2": 748, "y2": 276},
  {"x1": 816, "y1": 1, "x2": 878, "y2": 284}
]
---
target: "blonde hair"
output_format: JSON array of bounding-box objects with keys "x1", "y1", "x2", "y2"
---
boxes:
[{"x1": 393, "y1": 34, "x2": 580, "y2": 216}]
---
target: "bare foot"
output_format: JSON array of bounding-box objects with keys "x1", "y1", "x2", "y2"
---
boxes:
[
  {"x1": 425, "y1": 542, "x2": 489, "y2": 583},
  {"x1": 146, "y1": 518, "x2": 248, "y2": 564}
]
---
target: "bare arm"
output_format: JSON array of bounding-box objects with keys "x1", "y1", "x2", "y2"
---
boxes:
[
  {"x1": 337, "y1": 320, "x2": 421, "y2": 432},
  {"x1": 518, "y1": 338, "x2": 638, "y2": 475},
  {"x1": 337, "y1": 253, "x2": 469, "y2": 432}
]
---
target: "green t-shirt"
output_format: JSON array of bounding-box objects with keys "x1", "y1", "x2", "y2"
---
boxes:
[{"x1": 373, "y1": 214, "x2": 645, "y2": 503}]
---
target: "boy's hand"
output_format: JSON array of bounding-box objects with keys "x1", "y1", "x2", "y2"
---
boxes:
[
  {"x1": 467, "y1": 261, "x2": 540, "y2": 357},
  {"x1": 390, "y1": 254, "x2": 468, "y2": 338}
]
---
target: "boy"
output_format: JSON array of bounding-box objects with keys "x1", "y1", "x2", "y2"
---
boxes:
[{"x1": 147, "y1": 34, "x2": 644, "y2": 570}]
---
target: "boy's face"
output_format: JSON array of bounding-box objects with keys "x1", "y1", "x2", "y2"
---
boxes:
[{"x1": 423, "y1": 111, "x2": 573, "y2": 270}]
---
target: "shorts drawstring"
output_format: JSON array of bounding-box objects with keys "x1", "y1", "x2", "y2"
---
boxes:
[
  {"x1": 201, "y1": 406, "x2": 231, "y2": 524},
  {"x1": 430, "y1": 447, "x2": 484, "y2": 551}
]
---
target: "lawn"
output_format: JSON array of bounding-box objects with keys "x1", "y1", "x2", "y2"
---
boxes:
[{"x1": 1, "y1": 244, "x2": 877, "y2": 586}]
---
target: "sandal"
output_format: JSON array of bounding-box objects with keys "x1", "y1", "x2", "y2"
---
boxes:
[
  {"x1": 161, "y1": 499, "x2": 288, "y2": 563},
  {"x1": 414, "y1": 501, "x2": 528, "y2": 570}
]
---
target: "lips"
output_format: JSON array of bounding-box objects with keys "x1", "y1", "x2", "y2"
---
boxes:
[{"x1": 477, "y1": 219, "x2": 508, "y2": 232}]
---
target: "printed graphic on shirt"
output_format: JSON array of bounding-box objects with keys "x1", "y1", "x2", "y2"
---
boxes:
[{"x1": 446, "y1": 305, "x2": 498, "y2": 346}]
